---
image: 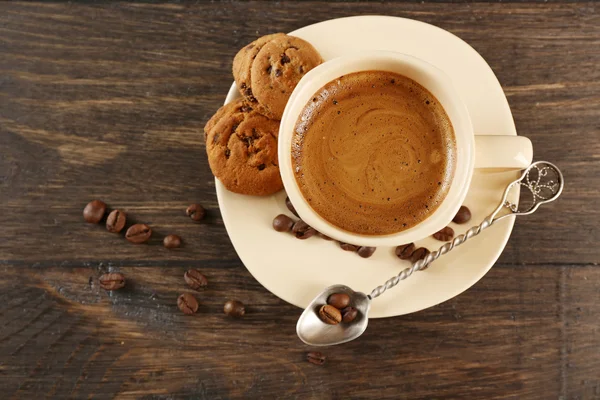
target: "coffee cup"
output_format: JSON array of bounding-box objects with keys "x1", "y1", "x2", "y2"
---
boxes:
[{"x1": 278, "y1": 51, "x2": 532, "y2": 246}]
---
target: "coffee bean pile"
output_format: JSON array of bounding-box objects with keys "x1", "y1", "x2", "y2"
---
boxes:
[
  {"x1": 318, "y1": 292, "x2": 359, "y2": 325},
  {"x1": 275, "y1": 198, "x2": 473, "y2": 276},
  {"x1": 272, "y1": 197, "x2": 377, "y2": 258},
  {"x1": 83, "y1": 200, "x2": 208, "y2": 248}
]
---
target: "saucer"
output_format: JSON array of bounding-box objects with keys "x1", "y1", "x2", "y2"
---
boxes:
[{"x1": 216, "y1": 16, "x2": 520, "y2": 318}]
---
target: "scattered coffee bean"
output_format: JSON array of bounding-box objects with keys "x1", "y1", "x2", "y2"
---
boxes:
[
  {"x1": 292, "y1": 219, "x2": 317, "y2": 239},
  {"x1": 224, "y1": 300, "x2": 245, "y2": 317},
  {"x1": 395, "y1": 243, "x2": 416, "y2": 260},
  {"x1": 341, "y1": 306, "x2": 358, "y2": 323},
  {"x1": 285, "y1": 196, "x2": 299, "y2": 218},
  {"x1": 125, "y1": 224, "x2": 152, "y2": 244},
  {"x1": 296, "y1": 227, "x2": 317, "y2": 239},
  {"x1": 106, "y1": 209, "x2": 126, "y2": 233},
  {"x1": 184, "y1": 269, "x2": 208, "y2": 290},
  {"x1": 292, "y1": 220, "x2": 309, "y2": 234},
  {"x1": 410, "y1": 247, "x2": 431, "y2": 264},
  {"x1": 273, "y1": 214, "x2": 294, "y2": 232},
  {"x1": 433, "y1": 226, "x2": 455, "y2": 241},
  {"x1": 163, "y1": 234, "x2": 182, "y2": 249},
  {"x1": 186, "y1": 203, "x2": 206, "y2": 222},
  {"x1": 83, "y1": 200, "x2": 106, "y2": 224},
  {"x1": 178, "y1": 293, "x2": 199, "y2": 315},
  {"x1": 453, "y1": 205, "x2": 472, "y2": 224},
  {"x1": 306, "y1": 351, "x2": 326, "y2": 366},
  {"x1": 319, "y1": 304, "x2": 342, "y2": 325},
  {"x1": 327, "y1": 293, "x2": 350, "y2": 309},
  {"x1": 357, "y1": 246, "x2": 376, "y2": 258},
  {"x1": 339, "y1": 242, "x2": 358, "y2": 252},
  {"x1": 98, "y1": 272, "x2": 126, "y2": 291}
]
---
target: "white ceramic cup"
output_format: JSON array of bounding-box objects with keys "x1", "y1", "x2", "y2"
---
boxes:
[{"x1": 278, "y1": 51, "x2": 533, "y2": 247}]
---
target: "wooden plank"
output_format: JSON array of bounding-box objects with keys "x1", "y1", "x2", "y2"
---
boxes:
[{"x1": 0, "y1": 263, "x2": 598, "y2": 399}]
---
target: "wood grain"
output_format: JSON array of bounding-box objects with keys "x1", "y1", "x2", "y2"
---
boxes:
[
  {"x1": 0, "y1": 2, "x2": 599, "y2": 399},
  {"x1": 1, "y1": 264, "x2": 599, "y2": 399}
]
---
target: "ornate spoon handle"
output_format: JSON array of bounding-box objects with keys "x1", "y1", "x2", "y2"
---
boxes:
[{"x1": 369, "y1": 161, "x2": 564, "y2": 300}]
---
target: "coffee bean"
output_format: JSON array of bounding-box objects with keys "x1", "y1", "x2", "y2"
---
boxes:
[
  {"x1": 273, "y1": 214, "x2": 294, "y2": 232},
  {"x1": 319, "y1": 304, "x2": 342, "y2": 325},
  {"x1": 285, "y1": 196, "x2": 299, "y2": 217},
  {"x1": 292, "y1": 220, "x2": 316, "y2": 239},
  {"x1": 186, "y1": 204, "x2": 206, "y2": 222},
  {"x1": 327, "y1": 293, "x2": 350, "y2": 309},
  {"x1": 184, "y1": 269, "x2": 208, "y2": 290},
  {"x1": 178, "y1": 293, "x2": 199, "y2": 315},
  {"x1": 433, "y1": 226, "x2": 455, "y2": 241},
  {"x1": 453, "y1": 205, "x2": 472, "y2": 224},
  {"x1": 106, "y1": 209, "x2": 126, "y2": 233},
  {"x1": 341, "y1": 306, "x2": 358, "y2": 323},
  {"x1": 306, "y1": 351, "x2": 326, "y2": 366},
  {"x1": 357, "y1": 246, "x2": 376, "y2": 258},
  {"x1": 410, "y1": 247, "x2": 431, "y2": 264},
  {"x1": 395, "y1": 243, "x2": 416, "y2": 260},
  {"x1": 224, "y1": 300, "x2": 245, "y2": 317},
  {"x1": 296, "y1": 227, "x2": 317, "y2": 239},
  {"x1": 98, "y1": 272, "x2": 125, "y2": 291},
  {"x1": 339, "y1": 242, "x2": 358, "y2": 252},
  {"x1": 163, "y1": 234, "x2": 182, "y2": 249},
  {"x1": 292, "y1": 220, "x2": 308, "y2": 234},
  {"x1": 83, "y1": 200, "x2": 106, "y2": 224},
  {"x1": 125, "y1": 224, "x2": 152, "y2": 244}
]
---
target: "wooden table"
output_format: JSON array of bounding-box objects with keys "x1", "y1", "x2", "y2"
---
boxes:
[{"x1": 1, "y1": 2, "x2": 598, "y2": 399}]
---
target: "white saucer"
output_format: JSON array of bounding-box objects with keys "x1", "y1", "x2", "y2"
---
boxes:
[{"x1": 216, "y1": 16, "x2": 520, "y2": 318}]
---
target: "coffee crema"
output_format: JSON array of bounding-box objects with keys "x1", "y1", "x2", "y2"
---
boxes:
[{"x1": 292, "y1": 70, "x2": 456, "y2": 235}]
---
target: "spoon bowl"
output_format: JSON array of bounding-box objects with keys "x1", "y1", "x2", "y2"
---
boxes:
[{"x1": 296, "y1": 284, "x2": 371, "y2": 346}]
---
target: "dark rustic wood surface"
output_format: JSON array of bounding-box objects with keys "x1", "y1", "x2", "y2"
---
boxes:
[{"x1": 1, "y1": 2, "x2": 599, "y2": 399}]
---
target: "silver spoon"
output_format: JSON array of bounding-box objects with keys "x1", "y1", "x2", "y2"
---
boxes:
[{"x1": 297, "y1": 161, "x2": 564, "y2": 346}]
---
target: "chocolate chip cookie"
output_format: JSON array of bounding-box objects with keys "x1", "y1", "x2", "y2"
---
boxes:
[
  {"x1": 204, "y1": 99, "x2": 283, "y2": 196},
  {"x1": 232, "y1": 33, "x2": 286, "y2": 104},
  {"x1": 233, "y1": 34, "x2": 322, "y2": 120}
]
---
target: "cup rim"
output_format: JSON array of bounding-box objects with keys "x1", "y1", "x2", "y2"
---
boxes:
[{"x1": 278, "y1": 50, "x2": 474, "y2": 246}]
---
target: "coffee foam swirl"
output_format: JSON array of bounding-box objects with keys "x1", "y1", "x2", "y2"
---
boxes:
[{"x1": 292, "y1": 71, "x2": 456, "y2": 235}]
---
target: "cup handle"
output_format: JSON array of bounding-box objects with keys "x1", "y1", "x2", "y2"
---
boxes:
[{"x1": 474, "y1": 135, "x2": 533, "y2": 169}]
